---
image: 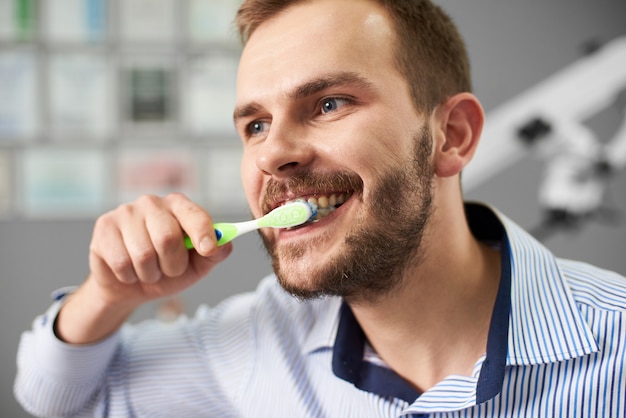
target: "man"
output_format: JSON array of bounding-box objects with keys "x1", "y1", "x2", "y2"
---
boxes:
[{"x1": 15, "y1": 0, "x2": 626, "y2": 416}]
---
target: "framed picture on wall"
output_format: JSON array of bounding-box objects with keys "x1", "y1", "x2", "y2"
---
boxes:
[
  {"x1": 116, "y1": 146, "x2": 198, "y2": 204},
  {"x1": 187, "y1": 0, "x2": 240, "y2": 44},
  {"x1": 183, "y1": 53, "x2": 239, "y2": 137},
  {"x1": 19, "y1": 148, "x2": 109, "y2": 218},
  {"x1": 43, "y1": 0, "x2": 107, "y2": 43},
  {"x1": 118, "y1": 0, "x2": 177, "y2": 44},
  {"x1": 48, "y1": 52, "x2": 115, "y2": 141},
  {"x1": 0, "y1": 0, "x2": 37, "y2": 42},
  {"x1": 120, "y1": 55, "x2": 178, "y2": 135},
  {"x1": 0, "y1": 50, "x2": 39, "y2": 141}
]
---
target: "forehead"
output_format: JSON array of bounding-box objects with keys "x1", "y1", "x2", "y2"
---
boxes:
[{"x1": 236, "y1": 0, "x2": 399, "y2": 103}]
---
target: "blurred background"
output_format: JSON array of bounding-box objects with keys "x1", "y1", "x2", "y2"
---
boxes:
[{"x1": 1, "y1": 0, "x2": 625, "y2": 416}]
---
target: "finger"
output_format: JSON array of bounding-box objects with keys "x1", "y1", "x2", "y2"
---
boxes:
[
  {"x1": 122, "y1": 216, "x2": 162, "y2": 284},
  {"x1": 90, "y1": 212, "x2": 139, "y2": 285},
  {"x1": 164, "y1": 193, "x2": 218, "y2": 257},
  {"x1": 145, "y1": 207, "x2": 189, "y2": 278}
]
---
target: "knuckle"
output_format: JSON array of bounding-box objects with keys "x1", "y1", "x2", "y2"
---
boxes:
[
  {"x1": 164, "y1": 192, "x2": 187, "y2": 203},
  {"x1": 152, "y1": 229, "x2": 181, "y2": 252},
  {"x1": 93, "y1": 211, "x2": 116, "y2": 233},
  {"x1": 132, "y1": 245, "x2": 157, "y2": 266},
  {"x1": 135, "y1": 194, "x2": 160, "y2": 209},
  {"x1": 165, "y1": 193, "x2": 197, "y2": 213},
  {"x1": 90, "y1": 215, "x2": 118, "y2": 253},
  {"x1": 108, "y1": 254, "x2": 132, "y2": 277},
  {"x1": 115, "y1": 202, "x2": 135, "y2": 217}
]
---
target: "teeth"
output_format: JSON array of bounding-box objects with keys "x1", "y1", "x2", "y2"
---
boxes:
[
  {"x1": 315, "y1": 208, "x2": 333, "y2": 220},
  {"x1": 308, "y1": 193, "x2": 348, "y2": 221},
  {"x1": 305, "y1": 193, "x2": 347, "y2": 210},
  {"x1": 284, "y1": 193, "x2": 348, "y2": 222}
]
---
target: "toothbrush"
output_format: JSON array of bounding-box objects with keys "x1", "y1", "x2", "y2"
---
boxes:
[{"x1": 184, "y1": 200, "x2": 318, "y2": 248}]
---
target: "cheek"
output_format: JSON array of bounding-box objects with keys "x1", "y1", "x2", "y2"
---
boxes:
[
  {"x1": 349, "y1": 133, "x2": 412, "y2": 178},
  {"x1": 317, "y1": 127, "x2": 388, "y2": 167},
  {"x1": 346, "y1": 112, "x2": 415, "y2": 162}
]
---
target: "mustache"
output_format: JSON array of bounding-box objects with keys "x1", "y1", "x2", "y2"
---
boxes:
[{"x1": 262, "y1": 171, "x2": 363, "y2": 213}]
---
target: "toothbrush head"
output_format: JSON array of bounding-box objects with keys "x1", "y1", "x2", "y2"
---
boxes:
[{"x1": 259, "y1": 200, "x2": 318, "y2": 229}]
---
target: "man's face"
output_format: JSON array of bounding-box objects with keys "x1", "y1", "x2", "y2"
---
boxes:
[{"x1": 234, "y1": 0, "x2": 435, "y2": 301}]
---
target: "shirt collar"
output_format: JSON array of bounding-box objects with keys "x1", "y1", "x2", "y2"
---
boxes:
[
  {"x1": 459, "y1": 203, "x2": 599, "y2": 368},
  {"x1": 488, "y1": 205, "x2": 600, "y2": 366},
  {"x1": 301, "y1": 203, "x2": 600, "y2": 404}
]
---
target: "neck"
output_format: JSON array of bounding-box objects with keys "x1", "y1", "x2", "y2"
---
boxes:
[{"x1": 348, "y1": 201, "x2": 502, "y2": 392}]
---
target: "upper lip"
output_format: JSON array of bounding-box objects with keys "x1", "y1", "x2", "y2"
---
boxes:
[
  {"x1": 264, "y1": 191, "x2": 313, "y2": 213},
  {"x1": 264, "y1": 189, "x2": 351, "y2": 214}
]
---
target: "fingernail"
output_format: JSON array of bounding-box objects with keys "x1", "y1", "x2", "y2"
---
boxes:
[{"x1": 199, "y1": 237, "x2": 212, "y2": 253}]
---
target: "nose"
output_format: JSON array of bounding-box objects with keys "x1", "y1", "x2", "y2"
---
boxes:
[{"x1": 255, "y1": 121, "x2": 314, "y2": 177}]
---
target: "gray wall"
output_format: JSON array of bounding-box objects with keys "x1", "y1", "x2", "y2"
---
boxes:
[{"x1": 2, "y1": 1, "x2": 625, "y2": 416}]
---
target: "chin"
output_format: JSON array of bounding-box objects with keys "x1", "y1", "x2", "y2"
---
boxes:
[{"x1": 276, "y1": 272, "x2": 327, "y2": 300}]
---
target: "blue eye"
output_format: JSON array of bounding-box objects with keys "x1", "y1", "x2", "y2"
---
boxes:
[
  {"x1": 247, "y1": 120, "x2": 270, "y2": 136},
  {"x1": 321, "y1": 97, "x2": 349, "y2": 114}
]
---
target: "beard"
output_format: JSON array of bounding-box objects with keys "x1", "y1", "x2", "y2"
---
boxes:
[{"x1": 259, "y1": 124, "x2": 434, "y2": 304}]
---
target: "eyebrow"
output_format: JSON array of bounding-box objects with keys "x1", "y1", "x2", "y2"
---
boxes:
[
  {"x1": 233, "y1": 71, "x2": 374, "y2": 123},
  {"x1": 291, "y1": 71, "x2": 374, "y2": 100},
  {"x1": 233, "y1": 102, "x2": 263, "y2": 124}
]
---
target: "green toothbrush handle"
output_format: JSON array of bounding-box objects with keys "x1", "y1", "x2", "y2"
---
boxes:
[
  {"x1": 213, "y1": 223, "x2": 239, "y2": 246},
  {"x1": 183, "y1": 201, "x2": 316, "y2": 250},
  {"x1": 184, "y1": 223, "x2": 241, "y2": 249}
]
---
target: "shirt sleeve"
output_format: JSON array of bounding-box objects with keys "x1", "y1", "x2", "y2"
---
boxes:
[
  {"x1": 14, "y1": 294, "x2": 121, "y2": 417},
  {"x1": 14, "y1": 282, "x2": 262, "y2": 418}
]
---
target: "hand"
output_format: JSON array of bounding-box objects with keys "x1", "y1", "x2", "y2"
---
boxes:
[
  {"x1": 56, "y1": 193, "x2": 232, "y2": 344},
  {"x1": 88, "y1": 193, "x2": 231, "y2": 307}
]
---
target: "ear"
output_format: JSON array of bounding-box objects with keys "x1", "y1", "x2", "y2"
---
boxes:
[{"x1": 431, "y1": 93, "x2": 484, "y2": 178}]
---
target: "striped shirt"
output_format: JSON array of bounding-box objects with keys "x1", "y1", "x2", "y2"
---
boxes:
[{"x1": 14, "y1": 203, "x2": 626, "y2": 417}]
